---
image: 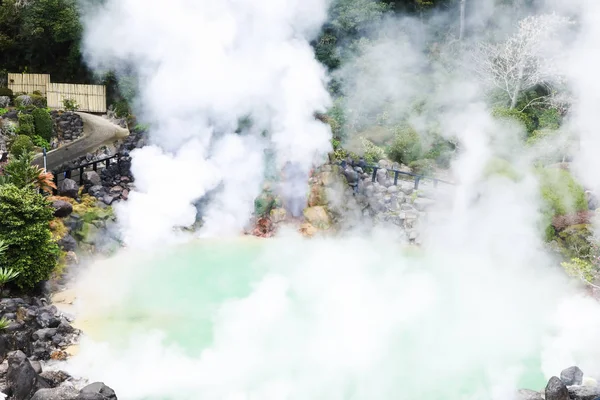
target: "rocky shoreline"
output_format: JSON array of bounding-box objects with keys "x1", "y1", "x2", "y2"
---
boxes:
[{"x1": 0, "y1": 297, "x2": 117, "y2": 399}]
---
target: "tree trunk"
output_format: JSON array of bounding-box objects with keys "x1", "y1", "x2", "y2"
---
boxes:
[
  {"x1": 459, "y1": 0, "x2": 466, "y2": 40},
  {"x1": 510, "y1": 63, "x2": 525, "y2": 109}
]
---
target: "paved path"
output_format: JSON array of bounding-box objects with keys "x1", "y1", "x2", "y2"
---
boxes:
[{"x1": 33, "y1": 112, "x2": 129, "y2": 170}]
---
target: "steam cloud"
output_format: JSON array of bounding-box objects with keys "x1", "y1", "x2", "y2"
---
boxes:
[
  {"x1": 80, "y1": 0, "x2": 333, "y2": 246},
  {"x1": 66, "y1": 0, "x2": 600, "y2": 398}
]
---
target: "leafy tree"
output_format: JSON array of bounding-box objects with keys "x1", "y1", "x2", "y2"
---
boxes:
[
  {"x1": 31, "y1": 107, "x2": 53, "y2": 141},
  {"x1": 0, "y1": 184, "x2": 58, "y2": 290}
]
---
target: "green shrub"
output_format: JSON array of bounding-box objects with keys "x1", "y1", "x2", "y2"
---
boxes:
[
  {"x1": 537, "y1": 168, "x2": 587, "y2": 217},
  {"x1": 387, "y1": 125, "x2": 423, "y2": 165},
  {"x1": 538, "y1": 108, "x2": 562, "y2": 130},
  {"x1": 361, "y1": 137, "x2": 385, "y2": 163},
  {"x1": 0, "y1": 108, "x2": 8, "y2": 116},
  {"x1": 31, "y1": 108, "x2": 53, "y2": 141},
  {"x1": 30, "y1": 94, "x2": 47, "y2": 108},
  {"x1": 31, "y1": 135, "x2": 50, "y2": 149},
  {"x1": 14, "y1": 95, "x2": 33, "y2": 109},
  {"x1": 17, "y1": 113, "x2": 35, "y2": 137},
  {"x1": 424, "y1": 137, "x2": 454, "y2": 169},
  {"x1": 9, "y1": 135, "x2": 34, "y2": 157},
  {"x1": 409, "y1": 159, "x2": 436, "y2": 176},
  {"x1": 492, "y1": 107, "x2": 535, "y2": 134},
  {"x1": 0, "y1": 88, "x2": 13, "y2": 100},
  {"x1": 0, "y1": 184, "x2": 59, "y2": 290},
  {"x1": 63, "y1": 98, "x2": 79, "y2": 111}
]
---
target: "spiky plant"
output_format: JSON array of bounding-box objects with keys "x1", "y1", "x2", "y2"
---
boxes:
[
  {"x1": 0, "y1": 317, "x2": 10, "y2": 330},
  {"x1": 0, "y1": 240, "x2": 20, "y2": 294},
  {"x1": 32, "y1": 168, "x2": 57, "y2": 194}
]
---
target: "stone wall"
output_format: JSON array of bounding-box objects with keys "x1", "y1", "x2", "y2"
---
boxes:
[{"x1": 50, "y1": 111, "x2": 83, "y2": 144}]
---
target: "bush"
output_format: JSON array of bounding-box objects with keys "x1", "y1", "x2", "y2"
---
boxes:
[
  {"x1": 0, "y1": 184, "x2": 59, "y2": 290},
  {"x1": 31, "y1": 108, "x2": 53, "y2": 141},
  {"x1": 538, "y1": 108, "x2": 562, "y2": 130},
  {"x1": 361, "y1": 137, "x2": 385, "y2": 164},
  {"x1": 424, "y1": 136, "x2": 455, "y2": 169},
  {"x1": 17, "y1": 113, "x2": 35, "y2": 137},
  {"x1": 31, "y1": 135, "x2": 50, "y2": 149},
  {"x1": 9, "y1": 135, "x2": 34, "y2": 157},
  {"x1": 483, "y1": 157, "x2": 521, "y2": 181},
  {"x1": 0, "y1": 97, "x2": 9, "y2": 108},
  {"x1": 387, "y1": 125, "x2": 423, "y2": 165},
  {"x1": 14, "y1": 95, "x2": 32, "y2": 109},
  {"x1": 30, "y1": 94, "x2": 47, "y2": 108},
  {"x1": 63, "y1": 98, "x2": 79, "y2": 111},
  {"x1": 492, "y1": 107, "x2": 535, "y2": 134},
  {"x1": 409, "y1": 159, "x2": 436, "y2": 176},
  {"x1": 0, "y1": 108, "x2": 8, "y2": 116},
  {"x1": 0, "y1": 88, "x2": 13, "y2": 100}
]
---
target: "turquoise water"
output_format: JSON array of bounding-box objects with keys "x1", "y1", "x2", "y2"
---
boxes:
[{"x1": 70, "y1": 237, "x2": 555, "y2": 400}]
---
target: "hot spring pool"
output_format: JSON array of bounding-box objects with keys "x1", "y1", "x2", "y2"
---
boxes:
[{"x1": 62, "y1": 235, "x2": 586, "y2": 400}]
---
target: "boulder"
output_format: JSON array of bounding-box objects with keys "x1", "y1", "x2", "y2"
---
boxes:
[
  {"x1": 38, "y1": 371, "x2": 71, "y2": 388},
  {"x1": 51, "y1": 201, "x2": 73, "y2": 218},
  {"x1": 303, "y1": 206, "x2": 331, "y2": 230},
  {"x1": 58, "y1": 179, "x2": 79, "y2": 199},
  {"x1": 102, "y1": 195, "x2": 115, "y2": 205},
  {"x1": 270, "y1": 208, "x2": 287, "y2": 223},
  {"x1": 560, "y1": 366, "x2": 584, "y2": 386},
  {"x1": 88, "y1": 185, "x2": 105, "y2": 198},
  {"x1": 82, "y1": 171, "x2": 101, "y2": 186},
  {"x1": 6, "y1": 350, "x2": 49, "y2": 400},
  {"x1": 32, "y1": 385, "x2": 79, "y2": 400},
  {"x1": 545, "y1": 376, "x2": 569, "y2": 400},
  {"x1": 413, "y1": 198, "x2": 436, "y2": 211},
  {"x1": 79, "y1": 382, "x2": 117, "y2": 400},
  {"x1": 567, "y1": 385, "x2": 600, "y2": 400},
  {"x1": 58, "y1": 235, "x2": 77, "y2": 252}
]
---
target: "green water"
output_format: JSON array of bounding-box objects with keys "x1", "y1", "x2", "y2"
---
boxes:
[{"x1": 72, "y1": 237, "x2": 552, "y2": 400}]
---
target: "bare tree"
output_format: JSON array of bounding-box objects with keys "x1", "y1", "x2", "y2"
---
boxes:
[{"x1": 470, "y1": 13, "x2": 572, "y2": 110}]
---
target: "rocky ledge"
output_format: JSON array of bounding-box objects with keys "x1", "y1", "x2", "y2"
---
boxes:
[
  {"x1": 519, "y1": 366, "x2": 600, "y2": 400},
  {"x1": 0, "y1": 297, "x2": 119, "y2": 399}
]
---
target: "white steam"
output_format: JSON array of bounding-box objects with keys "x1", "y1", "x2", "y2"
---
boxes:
[
  {"x1": 81, "y1": 0, "x2": 333, "y2": 246},
  {"x1": 66, "y1": 0, "x2": 600, "y2": 398}
]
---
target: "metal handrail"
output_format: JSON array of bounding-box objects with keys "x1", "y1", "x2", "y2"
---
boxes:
[
  {"x1": 339, "y1": 162, "x2": 454, "y2": 190},
  {"x1": 51, "y1": 153, "x2": 121, "y2": 193}
]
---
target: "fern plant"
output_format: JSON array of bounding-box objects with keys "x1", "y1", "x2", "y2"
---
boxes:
[
  {"x1": 0, "y1": 317, "x2": 10, "y2": 330},
  {"x1": 0, "y1": 240, "x2": 20, "y2": 294}
]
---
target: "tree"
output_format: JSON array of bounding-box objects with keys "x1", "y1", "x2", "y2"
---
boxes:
[
  {"x1": 0, "y1": 184, "x2": 58, "y2": 290},
  {"x1": 470, "y1": 13, "x2": 572, "y2": 110}
]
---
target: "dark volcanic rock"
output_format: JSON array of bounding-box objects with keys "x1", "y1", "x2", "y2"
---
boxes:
[
  {"x1": 79, "y1": 382, "x2": 118, "y2": 400},
  {"x1": 58, "y1": 179, "x2": 79, "y2": 199},
  {"x1": 38, "y1": 370, "x2": 71, "y2": 388},
  {"x1": 51, "y1": 200, "x2": 73, "y2": 218},
  {"x1": 568, "y1": 385, "x2": 600, "y2": 400},
  {"x1": 58, "y1": 234, "x2": 77, "y2": 252},
  {"x1": 82, "y1": 171, "x2": 101, "y2": 186},
  {"x1": 6, "y1": 350, "x2": 49, "y2": 400},
  {"x1": 546, "y1": 376, "x2": 569, "y2": 400},
  {"x1": 560, "y1": 366, "x2": 584, "y2": 386},
  {"x1": 32, "y1": 385, "x2": 79, "y2": 400}
]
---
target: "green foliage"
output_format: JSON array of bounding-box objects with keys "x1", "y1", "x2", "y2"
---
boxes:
[
  {"x1": 0, "y1": 87, "x2": 13, "y2": 100},
  {"x1": 537, "y1": 108, "x2": 562, "y2": 130},
  {"x1": 409, "y1": 159, "x2": 436, "y2": 176},
  {"x1": 557, "y1": 224, "x2": 595, "y2": 260},
  {"x1": 63, "y1": 98, "x2": 79, "y2": 111},
  {"x1": 9, "y1": 135, "x2": 33, "y2": 157},
  {"x1": 0, "y1": 266, "x2": 21, "y2": 293},
  {"x1": 387, "y1": 124, "x2": 423, "y2": 165},
  {"x1": 31, "y1": 135, "x2": 50, "y2": 149},
  {"x1": 3, "y1": 151, "x2": 40, "y2": 189},
  {"x1": 492, "y1": 107, "x2": 535, "y2": 134},
  {"x1": 17, "y1": 113, "x2": 35, "y2": 136},
  {"x1": 424, "y1": 136, "x2": 454, "y2": 169},
  {"x1": 0, "y1": 184, "x2": 58, "y2": 290},
  {"x1": 30, "y1": 94, "x2": 47, "y2": 108},
  {"x1": 561, "y1": 257, "x2": 597, "y2": 285},
  {"x1": 0, "y1": 317, "x2": 10, "y2": 330},
  {"x1": 254, "y1": 191, "x2": 277, "y2": 216},
  {"x1": 0, "y1": 108, "x2": 8, "y2": 116},
  {"x1": 537, "y1": 168, "x2": 587, "y2": 217},
  {"x1": 31, "y1": 107, "x2": 53, "y2": 141},
  {"x1": 361, "y1": 137, "x2": 385, "y2": 163},
  {"x1": 327, "y1": 99, "x2": 346, "y2": 139},
  {"x1": 329, "y1": 0, "x2": 390, "y2": 35}
]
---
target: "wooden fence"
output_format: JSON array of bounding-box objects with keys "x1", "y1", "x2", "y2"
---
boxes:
[
  {"x1": 46, "y1": 83, "x2": 107, "y2": 113},
  {"x1": 7, "y1": 73, "x2": 50, "y2": 95}
]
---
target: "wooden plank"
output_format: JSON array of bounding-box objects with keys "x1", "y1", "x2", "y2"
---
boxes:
[
  {"x1": 7, "y1": 73, "x2": 51, "y2": 95},
  {"x1": 46, "y1": 83, "x2": 106, "y2": 113}
]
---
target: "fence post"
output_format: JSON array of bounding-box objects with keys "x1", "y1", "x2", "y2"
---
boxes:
[
  {"x1": 93, "y1": 162, "x2": 97, "y2": 172},
  {"x1": 66, "y1": 170, "x2": 72, "y2": 179},
  {"x1": 415, "y1": 176, "x2": 421, "y2": 190},
  {"x1": 371, "y1": 167, "x2": 378, "y2": 183},
  {"x1": 105, "y1": 158, "x2": 110, "y2": 168},
  {"x1": 52, "y1": 172, "x2": 58, "y2": 195},
  {"x1": 394, "y1": 171, "x2": 399, "y2": 186},
  {"x1": 79, "y1": 167, "x2": 84, "y2": 185}
]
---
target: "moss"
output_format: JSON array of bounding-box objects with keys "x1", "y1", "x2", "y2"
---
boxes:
[
  {"x1": 492, "y1": 107, "x2": 535, "y2": 134},
  {"x1": 49, "y1": 218, "x2": 68, "y2": 241},
  {"x1": 537, "y1": 168, "x2": 587, "y2": 216}
]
